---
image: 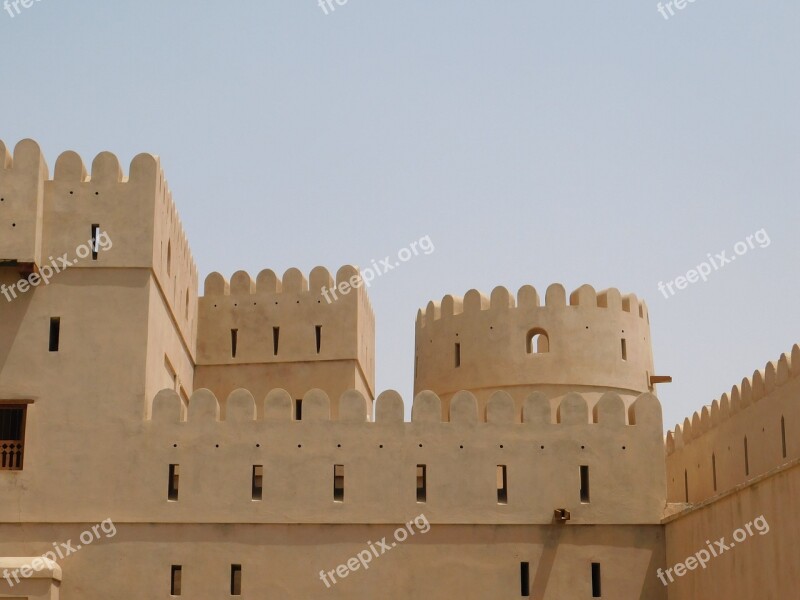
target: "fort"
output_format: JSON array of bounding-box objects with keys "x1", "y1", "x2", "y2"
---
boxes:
[{"x1": 0, "y1": 137, "x2": 796, "y2": 598}]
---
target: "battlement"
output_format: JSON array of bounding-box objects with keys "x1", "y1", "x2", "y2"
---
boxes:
[
  {"x1": 0, "y1": 139, "x2": 48, "y2": 266},
  {"x1": 666, "y1": 344, "x2": 799, "y2": 453},
  {"x1": 417, "y1": 283, "x2": 649, "y2": 326},
  {"x1": 0, "y1": 138, "x2": 199, "y2": 353},
  {"x1": 150, "y1": 386, "x2": 660, "y2": 426},
  {"x1": 665, "y1": 344, "x2": 800, "y2": 504},
  {"x1": 414, "y1": 283, "x2": 656, "y2": 420},
  {"x1": 203, "y1": 265, "x2": 371, "y2": 305},
  {"x1": 142, "y1": 387, "x2": 665, "y2": 525},
  {"x1": 195, "y1": 266, "x2": 376, "y2": 413},
  {"x1": 198, "y1": 266, "x2": 374, "y2": 363}
]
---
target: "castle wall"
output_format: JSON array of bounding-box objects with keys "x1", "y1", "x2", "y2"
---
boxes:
[
  {"x1": 415, "y1": 284, "x2": 656, "y2": 421},
  {"x1": 195, "y1": 266, "x2": 375, "y2": 418},
  {"x1": 137, "y1": 388, "x2": 665, "y2": 525},
  {"x1": 144, "y1": 278, "x2": 195, "y2": 419},
  {"x1": 0, "y1": 139, "x2": 198, "y2": 367},
  {"x1": 0, "y1": 140, "x2": 46, "y2": 266},
  {"x1": 0, "y1": 139, "x2": 199, "y2": 521},
  {"x1": 665, "y1": 345, "x2": 800, "y2": 504},
  {"x1": 0, "y1": 557, "x2": 60, "y2": 599},
  {"x1": 661, "y1": 345, "x2": 800, "y2": 598},
  {"x1": 193, "y1": 361, "x2": 368, "y2": 420},
  {"x1": 0, "y1": 522, "x2": 666, "y2": 600},
  {"x1": 15, "y1": 137, "x2": 783, "y2": 599},
  {"x1": 663, "y1": 460, "x2": 800, "y2": 599},
  {"x1": 0, "y1": 268, "x2": 151, "y2": 522}
]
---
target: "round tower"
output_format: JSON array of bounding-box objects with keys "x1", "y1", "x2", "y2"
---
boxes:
[{"x1": 414, "y1": 283, "x2": 657, "y2": 421}]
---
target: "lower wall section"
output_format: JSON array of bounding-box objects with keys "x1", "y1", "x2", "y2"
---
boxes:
[
  {"x1": 664, "y1": 460, "x2": 800, "y2": 599},
  {"x1": 0, "y1": 523, "x2": 666, "y2": 599}
]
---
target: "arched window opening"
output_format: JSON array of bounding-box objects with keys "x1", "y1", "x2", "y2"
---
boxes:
[{"x1": 526, "y1": 328, "x2": 549, "y2": 354}]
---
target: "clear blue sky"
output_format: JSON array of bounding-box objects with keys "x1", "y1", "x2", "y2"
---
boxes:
[{"x1": 2, "y1": 0, "x2": 798, "y2": 431}]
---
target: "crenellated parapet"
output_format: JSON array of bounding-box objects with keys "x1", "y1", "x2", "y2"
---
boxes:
[
  {"x1": 195, "y1": 266, "x2": 375, "y2": 414},
  {"x1": 198, "y1": 265, "x2": 373, "y2": 365},
  {"x1": 150, "y1": 386, "x2": 661, "y2": 427},
  {"x1": 414, "y1": 283, "x2": 656, "y2": 420},
  {"x1": 417, "y1": 283, "x2": 650, "y2": 326},
  {"x1": 143, "y1": 387, "x2": 665, "y2": 525},
  {"x1": 0, "y1": 138, "x2": 198, "y2": 348},
  {"x1": 665, "y1": 344, "x2": 800, "y2": 504},
  {"x1": 0, "y1": 139, "x2": 48, "y2": 266}
]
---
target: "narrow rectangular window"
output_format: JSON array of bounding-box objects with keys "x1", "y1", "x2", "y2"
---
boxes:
[
  {"x1": 315, "y1": 325, "x2": 322, "y2": 354},
  {"x1": 712, "y1": 453, "x2": 717, "y2": 492},
  {"x1": 497, "y1": 465, "x2": 508, "y2": 504},
  {"x1": 333, "y1": 464, "x2": 344, "y2": 502},
  {"x1": 684, "y1": 469, "x2": 689, "y2": 503},
  {"x1": 580, "y1": 465, "x2": 590, "y2": 503},
  {"x1": 416, "y1": 464, "x2": 426, "y2": 503},
  {"x1": 91, "y1": 224, "x2": 100, "y2": 260},
  {"x1": 520, "y1": 561, "x2": 530, "y2": 597},
  {"x1": 781, "y1": 416, "x2": 787, "y2": 459},
  {"x1": 0, "y1": 405, "x2": 26, "y2": 470},
  {"x1": 273, "y1": 327, "x2": 280, "y2": 355},
  {"x1": 744, "y1": 436, "x2": 749, "y2": 476},
  {"x1": 170, "y1": 565, "x2": 182, "y2": 595},
  {"x1": 454, "y1": 343, "x2": 461, "y2": 367},
  {"x1": 621, "y1": 338, "x2": 627, "y2": 361},
  {"x1": 230, "y1": 564, "x2": 242, "y2": 595},
  {"x1": 295, "y1": 399, "x2": 302, "y2": 421},
  {"x1": 168, "y1": 464, "x2": 180, "y2": 501},
  {"x1": 252, "y1": 465, "x2": 263, "y2": 501},
  {"x1": 591, "y1": 562, "x2": 601, "y2": 597},
  {"x1": 49, "y1": 317, "x2": 60, "y2": 352},
  {"x1": 231, "y1": 329, "x2": 238, "y2": 358}
]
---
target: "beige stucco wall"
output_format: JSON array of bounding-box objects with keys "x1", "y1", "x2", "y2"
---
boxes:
[
  {"x1": 665, "y1": 345, "x2": 799, "y2": 504},
  {"x1": 144, "y1": 277, "x2": 195, "y2": 419},
  {"x1": 0, "y1": 139, "x2": 198, "y2": 521},
  {"x1": 144, "y1": 388, "x2": 665, "y2": 525},
  {"x1": 0, "y1": 557, "x2": 60, "y2": 600},
  {"x1": 415, "y1": 284, "x2": 657, "y2": 421},
  {"x1": 0, "y1": 267, "x2": 152, "y2": 522},
  {"x1": 0, "y1": 140, "x2": 46, "y2": 267},
  {"x1": 0, "y1": 523, "x2": 665, "y2": 599},
  {"x1": 0, "y1": 138, "x2": 197, "y2": 343},
  {"x1": 663, "y1": 460, "x2": 800, "y2": 599},
  {"x1": 662, "y1": 345, "x2": 800, "y2": 598},
  {"x1": 195, "y1": 266, "x2": 375, "y2": 418}
]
